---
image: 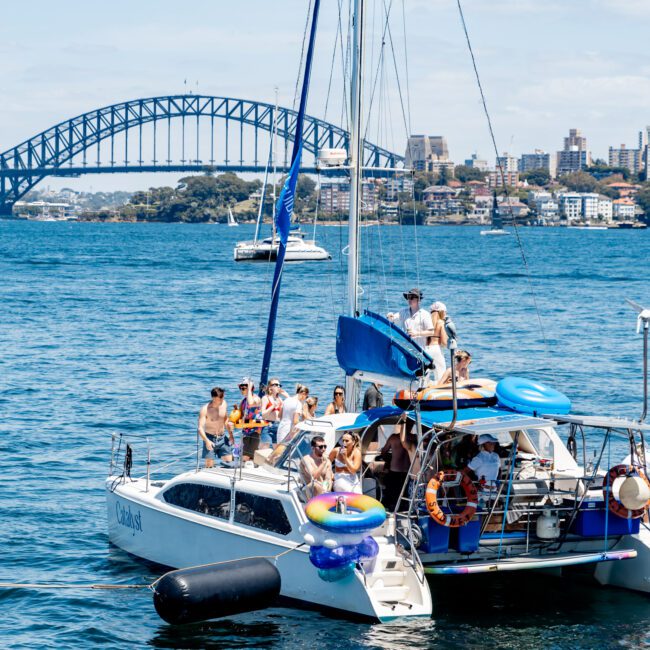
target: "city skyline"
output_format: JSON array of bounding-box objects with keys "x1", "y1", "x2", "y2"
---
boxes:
[{"x1": 2, "y1": 0, "x2": 650, "y2": 192}]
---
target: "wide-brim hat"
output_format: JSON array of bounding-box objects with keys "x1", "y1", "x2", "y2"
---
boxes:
[{"x1": 403, "y1": 287, "x2": 423, "y2": 300}]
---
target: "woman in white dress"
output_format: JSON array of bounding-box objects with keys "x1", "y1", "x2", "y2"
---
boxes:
[
  {"x1": 330, "y1": 432, "x2": 362, "y2": 493},
  {"x1": 276, "y1": 384, "x2": 309, "y2": 444}
]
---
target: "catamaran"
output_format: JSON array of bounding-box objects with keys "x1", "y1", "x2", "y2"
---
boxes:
[{"x1": 106, "y1": 0, "x2": 650, "y2": 623}]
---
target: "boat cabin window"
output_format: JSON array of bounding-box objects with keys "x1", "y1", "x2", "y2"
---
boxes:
[
  {"x1": 527, "y1": 428, "x2": 554, "y2": 460},
  {"x1": 234, "y1": 492, "x2": 292, "y2": 535},
  {"x1": 162, "y1": 483, "x2": 231, "y2": 520}
]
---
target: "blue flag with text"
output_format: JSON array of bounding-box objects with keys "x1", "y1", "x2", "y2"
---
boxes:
[{"x1": 274, "y1": 143, "x2": 302, "y2": 246}]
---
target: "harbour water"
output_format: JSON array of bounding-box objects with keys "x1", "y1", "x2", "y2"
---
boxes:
[{"x1": 1, "y1": 221, "x2": 649, "y2": 648}]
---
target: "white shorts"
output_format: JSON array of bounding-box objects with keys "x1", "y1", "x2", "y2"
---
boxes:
[{"x1": 334, "y1": 472, "x2": 362, "y2": 494}]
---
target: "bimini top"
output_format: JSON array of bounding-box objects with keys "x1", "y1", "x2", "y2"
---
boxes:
[
  {"x1": 336, "y1": 310, "x2": 433, "y2": 387},
  {"x1": 337, "y1": 405, "x2": 550, "y2": 433},
  {"x1": 542, "y1": 413, "x2": 650, "y2": 433}
]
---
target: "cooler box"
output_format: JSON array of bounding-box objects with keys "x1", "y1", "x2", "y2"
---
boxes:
[
  {"x1": 571, "y1": 500, "x2": 640, "y2": 537},
  {"x1": 419, "y1": 516, "x2": 450, "y2": 553},
  {"x1": 453, "y1": 516, "x2": 481, "y2": 553}
]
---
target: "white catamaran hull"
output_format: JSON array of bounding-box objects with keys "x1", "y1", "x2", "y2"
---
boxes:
[
  {"x1": 106, "y1": 476, "x2": 431, "y2": 621},
  {"x1": 234, "y1": 241, "x2": 331, "y2": 262},
  {"x1": 593, "y1": 525, "x2": 650, "y2": 593}
]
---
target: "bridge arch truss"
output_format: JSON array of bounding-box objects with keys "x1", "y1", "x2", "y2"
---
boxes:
[{"x1": 0, "y1": 94, "x2": 404, "y2": 210}]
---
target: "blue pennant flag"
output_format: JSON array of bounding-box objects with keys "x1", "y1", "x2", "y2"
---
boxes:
[{"x1": 274, "y1": 143, "x2": 302, "y2": 246}]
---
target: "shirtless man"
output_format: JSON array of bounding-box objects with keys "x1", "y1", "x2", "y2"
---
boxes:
[
  {"x1": 300, "y1": 435, "x2": 333, "y2": 498},
  {"x1": 198, "y1": 387, "x2": 234, "y2": 467}
]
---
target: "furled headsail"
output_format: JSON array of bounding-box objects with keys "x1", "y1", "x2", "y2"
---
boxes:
[{"x1": 336, "y1": 310, "x2": 433, "y2": 387}]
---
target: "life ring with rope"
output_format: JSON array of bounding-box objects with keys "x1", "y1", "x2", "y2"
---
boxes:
[
  {"x1": 603, "y1": 464, "x2": 650, "y2": 519},
  {"x1": 425, "y1": 469, "x2": 479, "y2": 528}
]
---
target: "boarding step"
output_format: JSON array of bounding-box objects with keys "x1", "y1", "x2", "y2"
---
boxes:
[
  {"x1": 366, "y1": 569, "x2": 407, "y2": 588},
  {"x1": 370, "y1": 584, "x2": 410, "y2": 602},
  {"x1": 378, "y1": 556, "x2": 406, "y2": 572}
]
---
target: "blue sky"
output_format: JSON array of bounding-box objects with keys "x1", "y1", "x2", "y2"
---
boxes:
[{"x1": 1, "y1": 0, "x2": 649, "y2": 192}]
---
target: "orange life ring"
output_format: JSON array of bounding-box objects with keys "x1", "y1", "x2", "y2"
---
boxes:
[
  {"x1": 603, "y1": 464, "x2": 650, "y2": 520},
  {"x1": 425, "y1": 469, "x2": 479, "y2": 528}
]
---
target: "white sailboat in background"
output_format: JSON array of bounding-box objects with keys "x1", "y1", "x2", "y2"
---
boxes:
[{"x1": 227, "y1": 206, "x2": 238, "y2": 227}]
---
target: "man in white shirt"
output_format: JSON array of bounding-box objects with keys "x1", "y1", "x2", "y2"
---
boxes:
[
  {"x1": 387, "y1": 287, "x2": 433, "y2": 349},
  {"x1": 468, "y1": 434, "x2": 501, "y2": 486}
]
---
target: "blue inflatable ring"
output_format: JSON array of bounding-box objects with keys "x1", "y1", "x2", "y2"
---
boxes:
[{"x1": 496, "y1": 376, "x2": 571, "y2": 415}]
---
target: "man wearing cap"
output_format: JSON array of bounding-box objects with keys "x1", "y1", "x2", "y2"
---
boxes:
[
  {"x1": 387, "y1": 288, "x2": 433, "y2": 349},
  {"x1": 468, "y1": 434, "x2": 501, "y2": 486}
]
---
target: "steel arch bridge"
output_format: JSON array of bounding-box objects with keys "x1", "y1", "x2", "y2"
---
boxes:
[{"x1": 0, "y1": 94, "x2": 404, "y2": 212}]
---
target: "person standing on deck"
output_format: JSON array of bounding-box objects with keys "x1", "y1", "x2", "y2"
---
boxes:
[
  {"x1": 362, "y1": 382, "x2": 384, "y2": 410},
  {"x1": 227, "y1": 377, "x2": 262, "y2": 461},
  {"x1": 198, "y1": 387, "x2": 234, "y2": 467},
  {"x1": 387, "y1": 287, "x2": 433, "y2": 350}
]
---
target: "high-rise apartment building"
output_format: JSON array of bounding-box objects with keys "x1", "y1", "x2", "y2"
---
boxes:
[
  {"x1": 608, "y1": 144, "x2": 642, "y2": 175},
  {"x1": 495, "y1": 153, "x2": 518, "y2": 173},
  {"x1": 405, "y1": 135, "x2": 451, "y2": 172},
  {"x1": 557, "y1": 128, "x2": 591, "y2": 175},
  {"x1": 519, "y1": 150, "x2": 557, "y2": 178}
]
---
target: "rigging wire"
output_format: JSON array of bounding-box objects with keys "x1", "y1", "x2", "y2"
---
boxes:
[
  {"x1": 324, "y1": 0, "x2": 344, "y2": 122},
  {"x1": 455, "y1": 0, "x2": 555, "y2": 378},
  {"x1": 293, "y1": 0, "x2": 314, "y2": 112}
]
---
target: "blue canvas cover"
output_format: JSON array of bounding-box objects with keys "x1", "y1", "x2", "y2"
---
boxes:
[{"x1": 336, "y1": 310, "x2": 433, "y2": 382}]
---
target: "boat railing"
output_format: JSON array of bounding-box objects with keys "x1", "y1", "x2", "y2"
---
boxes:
[
  {"x1": 390, "y1": 424, "x2": 636, "y2": 557},
  {"x1": 109, "y1": 432, "x2": 202, "y2": 492}
]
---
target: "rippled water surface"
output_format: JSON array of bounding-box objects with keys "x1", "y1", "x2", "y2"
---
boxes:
[{"x1": 1, "y1": 221, "x2": 649, "y2": 649}]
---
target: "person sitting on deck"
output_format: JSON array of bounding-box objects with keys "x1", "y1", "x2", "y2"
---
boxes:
[
  {"x1": 330, "y1": 432, "x2": 362, "y2": 493},
  {"x1": 467, "y1": 433, "x2": 501, "y2": 487},
  {"x1": 436, "y1": 349, "x2": 471, "y2": 386},
  {"x1": 198, "y1": 387, "x2": 234, "y2": 467},
  {"x1": 300, "y1": 435, "x2": 333, "y2": 497}
]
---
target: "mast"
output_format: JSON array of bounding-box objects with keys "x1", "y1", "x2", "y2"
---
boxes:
[
  {"x1": 345, "y1": 0, "x2": 365, "y2": 409},
  {"x1": 253, "y1": 96, "x2": 278, "y2": 244},
  {"x1": 259, "y1": 2, "x2": 321, "y2": 391}
]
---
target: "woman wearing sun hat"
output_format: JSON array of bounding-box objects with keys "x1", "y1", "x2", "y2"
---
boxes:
[{"x1": 468, "y1": 433, "x2": 501, "y2": 486}]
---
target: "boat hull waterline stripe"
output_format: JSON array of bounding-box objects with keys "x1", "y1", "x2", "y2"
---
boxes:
[{"x1": 424, "y1": 550, "x2": 638, "y2": 575}]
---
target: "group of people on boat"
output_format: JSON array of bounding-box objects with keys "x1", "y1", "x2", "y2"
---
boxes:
[
  {"x1": 197, "y1": 378, "x2": 358, "y2": 467},
  {"x1": 387, "y1": 287, "x2": 471, "y2": 385}
]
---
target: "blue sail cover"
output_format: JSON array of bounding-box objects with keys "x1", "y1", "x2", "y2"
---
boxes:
[{"x1": 336, "y1": 310, "x2": 433, "y2": 382}]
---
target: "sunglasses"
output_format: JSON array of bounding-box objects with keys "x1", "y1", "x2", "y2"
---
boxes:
[
  {"x1": 314, "y1": 444, "x2": 327, "y2": 450},
  {"x1": 239, "y1": 385, "x2": 248, "y2": 390},
  {"x1": 334, "y1": 392, "x2": 344, "y2": 396},
  {"x1": 270, "y1": 383, "x2": 281, "y2": 387},
  {"x1": 406, "y1": 295, "x2": 419, "y2": 300}
]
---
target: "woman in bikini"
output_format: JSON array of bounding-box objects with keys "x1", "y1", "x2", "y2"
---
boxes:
[
  {"x1": 420, "y1": 301, "x2": 448, "y2": 383},
  {"x1": 325, "y1": 385, "x2": 346, "y2": 415},
  {"x1": 437, "y1": 349, "x2": 472, "y2": 386},
  {"x1": 330, "y1": 432, "x2": 362, "y2": 493}
]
